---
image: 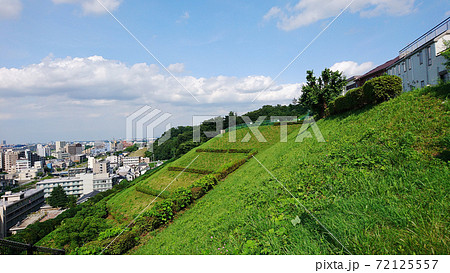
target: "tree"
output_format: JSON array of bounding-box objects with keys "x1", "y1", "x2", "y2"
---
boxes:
[
  {"x1": 48, "y1": 185, "x2": 69, "y2": 208},
  {"x1": 299, "y1": 68, "x2": 347, "y2": 118},
  {"x1": 441, "y1": 40, "x2": 450, "y2": 72}
]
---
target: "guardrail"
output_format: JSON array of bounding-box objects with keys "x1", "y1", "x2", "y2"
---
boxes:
[
  {"x1": 399, "y1": 17, "x2": 450, "y2": 58},
  {"x1": 0, "y1": 238, "x2": 65, "y2": 255}
]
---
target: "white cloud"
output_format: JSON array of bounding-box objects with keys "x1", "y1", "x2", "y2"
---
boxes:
[
  {"x1": 167, "y1": 63, "x2": 185, "y2": 74},
  {"x1": 264, "y1": 0, "x2": 417, "y2": 31},
  {"x1": 330, "y1": 61, "x2": 375, "y2": 77},
  {"x1": 52, "y1": 0, "x2": 121, "y2": 15},
  {"x1": 0, "y1": 0, "x2": 22, "y2": 19},
  {"x1": 0, "y1": 55, "x2": 301, "y2": 104},
  {"x1": 0, "y1": 55, "x2": 303, "y2": 142}
]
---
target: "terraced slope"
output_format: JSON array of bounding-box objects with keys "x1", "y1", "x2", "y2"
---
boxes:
[{"x1": 131, "y1": 85, "x2": 449, "y2": 255}]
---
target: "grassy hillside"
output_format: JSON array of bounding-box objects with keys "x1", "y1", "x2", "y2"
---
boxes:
[{"x1": 131, "y1": 84, "x2": 449, "y2": 255}]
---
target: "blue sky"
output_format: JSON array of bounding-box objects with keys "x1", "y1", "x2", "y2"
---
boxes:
[{"x1": 0, "y1": 0, "x2": 448, "y2": 143}]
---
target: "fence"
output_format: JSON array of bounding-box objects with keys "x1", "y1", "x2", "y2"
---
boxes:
[{"x1": 0, "y1": 238, "x2": 65, "y2": 255}]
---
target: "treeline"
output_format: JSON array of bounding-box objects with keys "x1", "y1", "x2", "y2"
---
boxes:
[{"x1": 150, "y1": 104, "x2": 308, "y2": 160}]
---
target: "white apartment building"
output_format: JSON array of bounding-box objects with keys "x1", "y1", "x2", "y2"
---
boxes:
[
  {"x1": 15, "y1": 159, "x2": 31, "y2": 172},
  {"x1": 18, "y1": 168, "x2": 42, "y2": 182},
  {"x1": 36, "y1": 144, "x2": 51, "y2": 158},
  {"x1": 123, "y1": 156, "x2": 141, "y2": 167},
  {"x1": 37, "y1": 173, "x2": 116, "y2": 198},
  {"x1": 0, "y1": 189, "x2": 45, "y2": 238},
  {"x1": 88, "y1": 156, "x2": 96, "y2": 169},
  {"x1": 93, "y1": 160, "x2": 110, "y2": 174},
  {"x1": 387, "y1": 17, "x2": 450, "y2": 90}
]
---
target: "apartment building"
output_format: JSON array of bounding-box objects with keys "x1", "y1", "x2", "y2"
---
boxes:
[
  {"x1": 67, "y1": 143, "x2": 82, "y2": 155},
  {"x1": 55, "y1": 141, "x2": 66, "y2": 153},
  {"x1": 0, "y1": 189, "x2": 45, "y2": 238},
  {"x1": 0, "y1": 151, "x2": 3, "y2": 171},
  {"x1": 4, "y1": 150, "x2": 18, "y2": 173},
  {"x1": 123, "y1": 156, "x2": 142, "y2": 167},
  {"x1": 37, "y1": 173, "x2": 116, "y2": 198},
  {"x1": 387, "y1": 18, "x2": 450, "y2": 91},
  {"x1": 15, "y1": 159, "x2": 31, "y2": 172},
  {"x1": 93, "y1": 160, "x2": 110, "y2": 174}
]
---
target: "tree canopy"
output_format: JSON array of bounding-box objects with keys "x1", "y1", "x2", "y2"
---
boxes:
[
  {"x1": 48, "y1": 185, "x2": 69, "y2": 208},
  {"x1": 299, "y1": 68, "x2": 347, "y2": 117}
]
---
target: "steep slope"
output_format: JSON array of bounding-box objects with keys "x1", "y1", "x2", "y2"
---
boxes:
[{"x1": 132, "y1": 85, "x2": 449, "y2": 255}]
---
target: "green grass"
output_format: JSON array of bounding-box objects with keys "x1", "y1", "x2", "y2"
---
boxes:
[
  {"x1": 106, "y1": 186, "x2": 162, "y2": 223},
  {"x1": 132, "y1": 85, "x2": 449, "y2": 255},
  {"x1": 169, "y1": 151, "x2": 248, "y2": 172}
]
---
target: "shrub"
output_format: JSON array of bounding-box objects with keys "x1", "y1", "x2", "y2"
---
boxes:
[
  {"x1": 104, "y1": 230, "x2": 138, "y2": 255},
  {"x1": 171, "y1": 187, "x2": 192, "y2": 211},
  {"x1": 167, "y1": 166, "x2": 212, "y2": 174},
  {"x1": 363, "y1": 75, "x2": 402, "y2": 104},
  {"x1": 135, "y1": 184, "x2": 171, "y2": 199},
  {"x1": 346, "y1": 86, "x2": 365, "y2": 108},
  {"x1": 149, "y1": 199, "x2": 175, "y2": 227},
  {"x1": 189, "y1": 175, "x2": 218, "y2": 199}
]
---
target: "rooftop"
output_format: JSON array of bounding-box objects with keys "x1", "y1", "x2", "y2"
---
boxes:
[
  {"x1": 399, "y1": 17, "x2": 450, "y2": 58},
  {"x1": 0, "y1": 188, "x2": 44, "y2": 208}
]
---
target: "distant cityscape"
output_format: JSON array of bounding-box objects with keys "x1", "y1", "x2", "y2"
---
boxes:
[{"x1": 0, "y1": 139, "x2": 163, "y2": 238}]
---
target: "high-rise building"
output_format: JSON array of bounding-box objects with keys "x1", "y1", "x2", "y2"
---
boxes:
[
  {"x1": 55, "y1": 141, "x2": 66, "y2": 153},
  {"x1": 2, "y1": 140, "x2": 5, "y2": 145},
  {"x1": 67, "y1": 143, "x2": 82, "y2": 155},
  {"x1": 36, "y1": 144, "x2": 49, "y2": 157},
  {"x1": 0, "y1": 151, "x2": 4, "y2": 171},
  {"x1": 4, "y1": 150, "x2": 18, "y2": 172}
]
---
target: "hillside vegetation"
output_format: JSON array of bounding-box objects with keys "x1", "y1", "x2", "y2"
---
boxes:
[
  {"x1": 36, "y1": 83, "x2": 449, "y2": 255},
  {"x1": 132, "y1": 84, "x2": 449, "y2": 255}
]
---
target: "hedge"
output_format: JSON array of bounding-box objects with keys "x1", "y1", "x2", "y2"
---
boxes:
[
  {"x1": 363, "y1": 75, "x2": 402, "y2": 104},
  {"x1": 135, "y1": 184, "x2": 171, "y2": 199},
  {"x1": 196, "y1": 148, "x2": 253, "y2": 153},
  {"x1": 167, "y1": 166, "x2": 212, "y2": 174},
  {"x1": 327, "y1": 75, "x2": 402, "y2": 116}
]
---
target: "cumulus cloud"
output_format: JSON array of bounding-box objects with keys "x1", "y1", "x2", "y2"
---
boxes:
[
  {"x1": 264, "y1": 0, "x2": 417, "y2": 31},
  {"x1": 0, "y1": 0, "x2": 22, "y2": 19},
  {"x1": 0, "y1": 55, "x2": 304, "y2": 142},
  {"x1": 0, "y1": 55, "x2": 301, "y2": 104},
  {"x1": 167, "y1": 63, "x2": 185, "y2": 74},
  {"x1": 52, "y1": 0, "x2": 121, "y2": 15},
  {"x1": 330, "y1": 61, "x2": 374, "y2": 77}
]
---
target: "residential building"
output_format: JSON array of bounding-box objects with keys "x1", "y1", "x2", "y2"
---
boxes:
[
  {"x1": 70, "y1": 154, "x2": 86, "y2": 163},
  {"x1": 67, "y1": 143, "x2": 82, "y2": 155},
  {"x1": 36, "y1": 144, "x2": 51, "y2": 158},
  {"x1": 68, "y1": 167, "x2": 87, "y2": 177},
  {"x1": 36, "y1": 173, "x2": 116, "y2": 198},
  {"x1": 0, "y1": 151, "x2": 3, "y2": 171},
  {"x1": 15, "y1": 159, "x2": 31, "y2": 172},
  {"x1": 356, "y1": 57, "x2": 399, "y2": 88},
  {"x1": 55, "y1": 141, "x2": 66, "y2": 153},
  {"x1": 93, "y1": 160, "x2": 110, "y2": 174},
  {"x1": 0, "y1": 189, "x2": 45, "y2": 238},
  {"x1": 51, "y1": 151, "x2": 70, "y2": 160},
  {"x1": 88, "y1": 156, "x2": 96, "y2": 169},
  {"x1": 387, "y1": 17, "x2": 450, "y2": 91},
  {"x1": 4, "y1": 150, "x2": 18, "y2": 173},
  {"x1": 343, "y1": 75, "x2": 361, "y2": 94},
  {"x1": 123, "y1": 156, "x2": 141, "y2": 167},
  {"x1": 18, "y1": 168, "x2": 42, "y2": 182}
]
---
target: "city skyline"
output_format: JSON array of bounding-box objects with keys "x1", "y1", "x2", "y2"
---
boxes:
[{"x1": 0, "y1": 0, "x2": 448, "y2": 143}]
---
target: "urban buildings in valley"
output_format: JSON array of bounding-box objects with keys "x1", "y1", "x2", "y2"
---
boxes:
[{"x1": 0, "y1": 189, "x2": 45, "y2": 238}]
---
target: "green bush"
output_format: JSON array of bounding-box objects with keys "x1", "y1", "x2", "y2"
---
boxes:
[
  {"x1": 167, "y1": 166, "x2": 212, "y2": 174},
  {"x1": 103, "y1": 230, "x2": 138, "y2": 255},
  {"x1": 363, "y1": 75, "x2": 402, "y2": 104},
  {"x1": 149, "y1": 199, "x2": 175, "y2": 227},
  {"x1": 171, "y1": 187, "x2": 192, "y2": 211},
  {"x1": 135, "y1": 184, "x2": 171, "y2": 199},
  {"x1": 189, "y1": 175, "x2": 218, "y2": 199},
  {"x1": 346, "y1": 86, "x2": 365, "y2": 108}
]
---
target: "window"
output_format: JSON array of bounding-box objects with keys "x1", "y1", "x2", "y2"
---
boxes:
[
  {"x1": 403, "y1": 62, "x2": 406, "y2": 72},
  {"x1": 421, "y1": 80, "x2": 425, "y2": 88},
  {"x1": 419, "y1": 51, "x2": 423, "y2": 65},
  {"x1": 408, "y1": 58, "x2": 411, "y2": 70},
  {"x1": 427, "y1": 47, "x2": 432, "y2": 66}
]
